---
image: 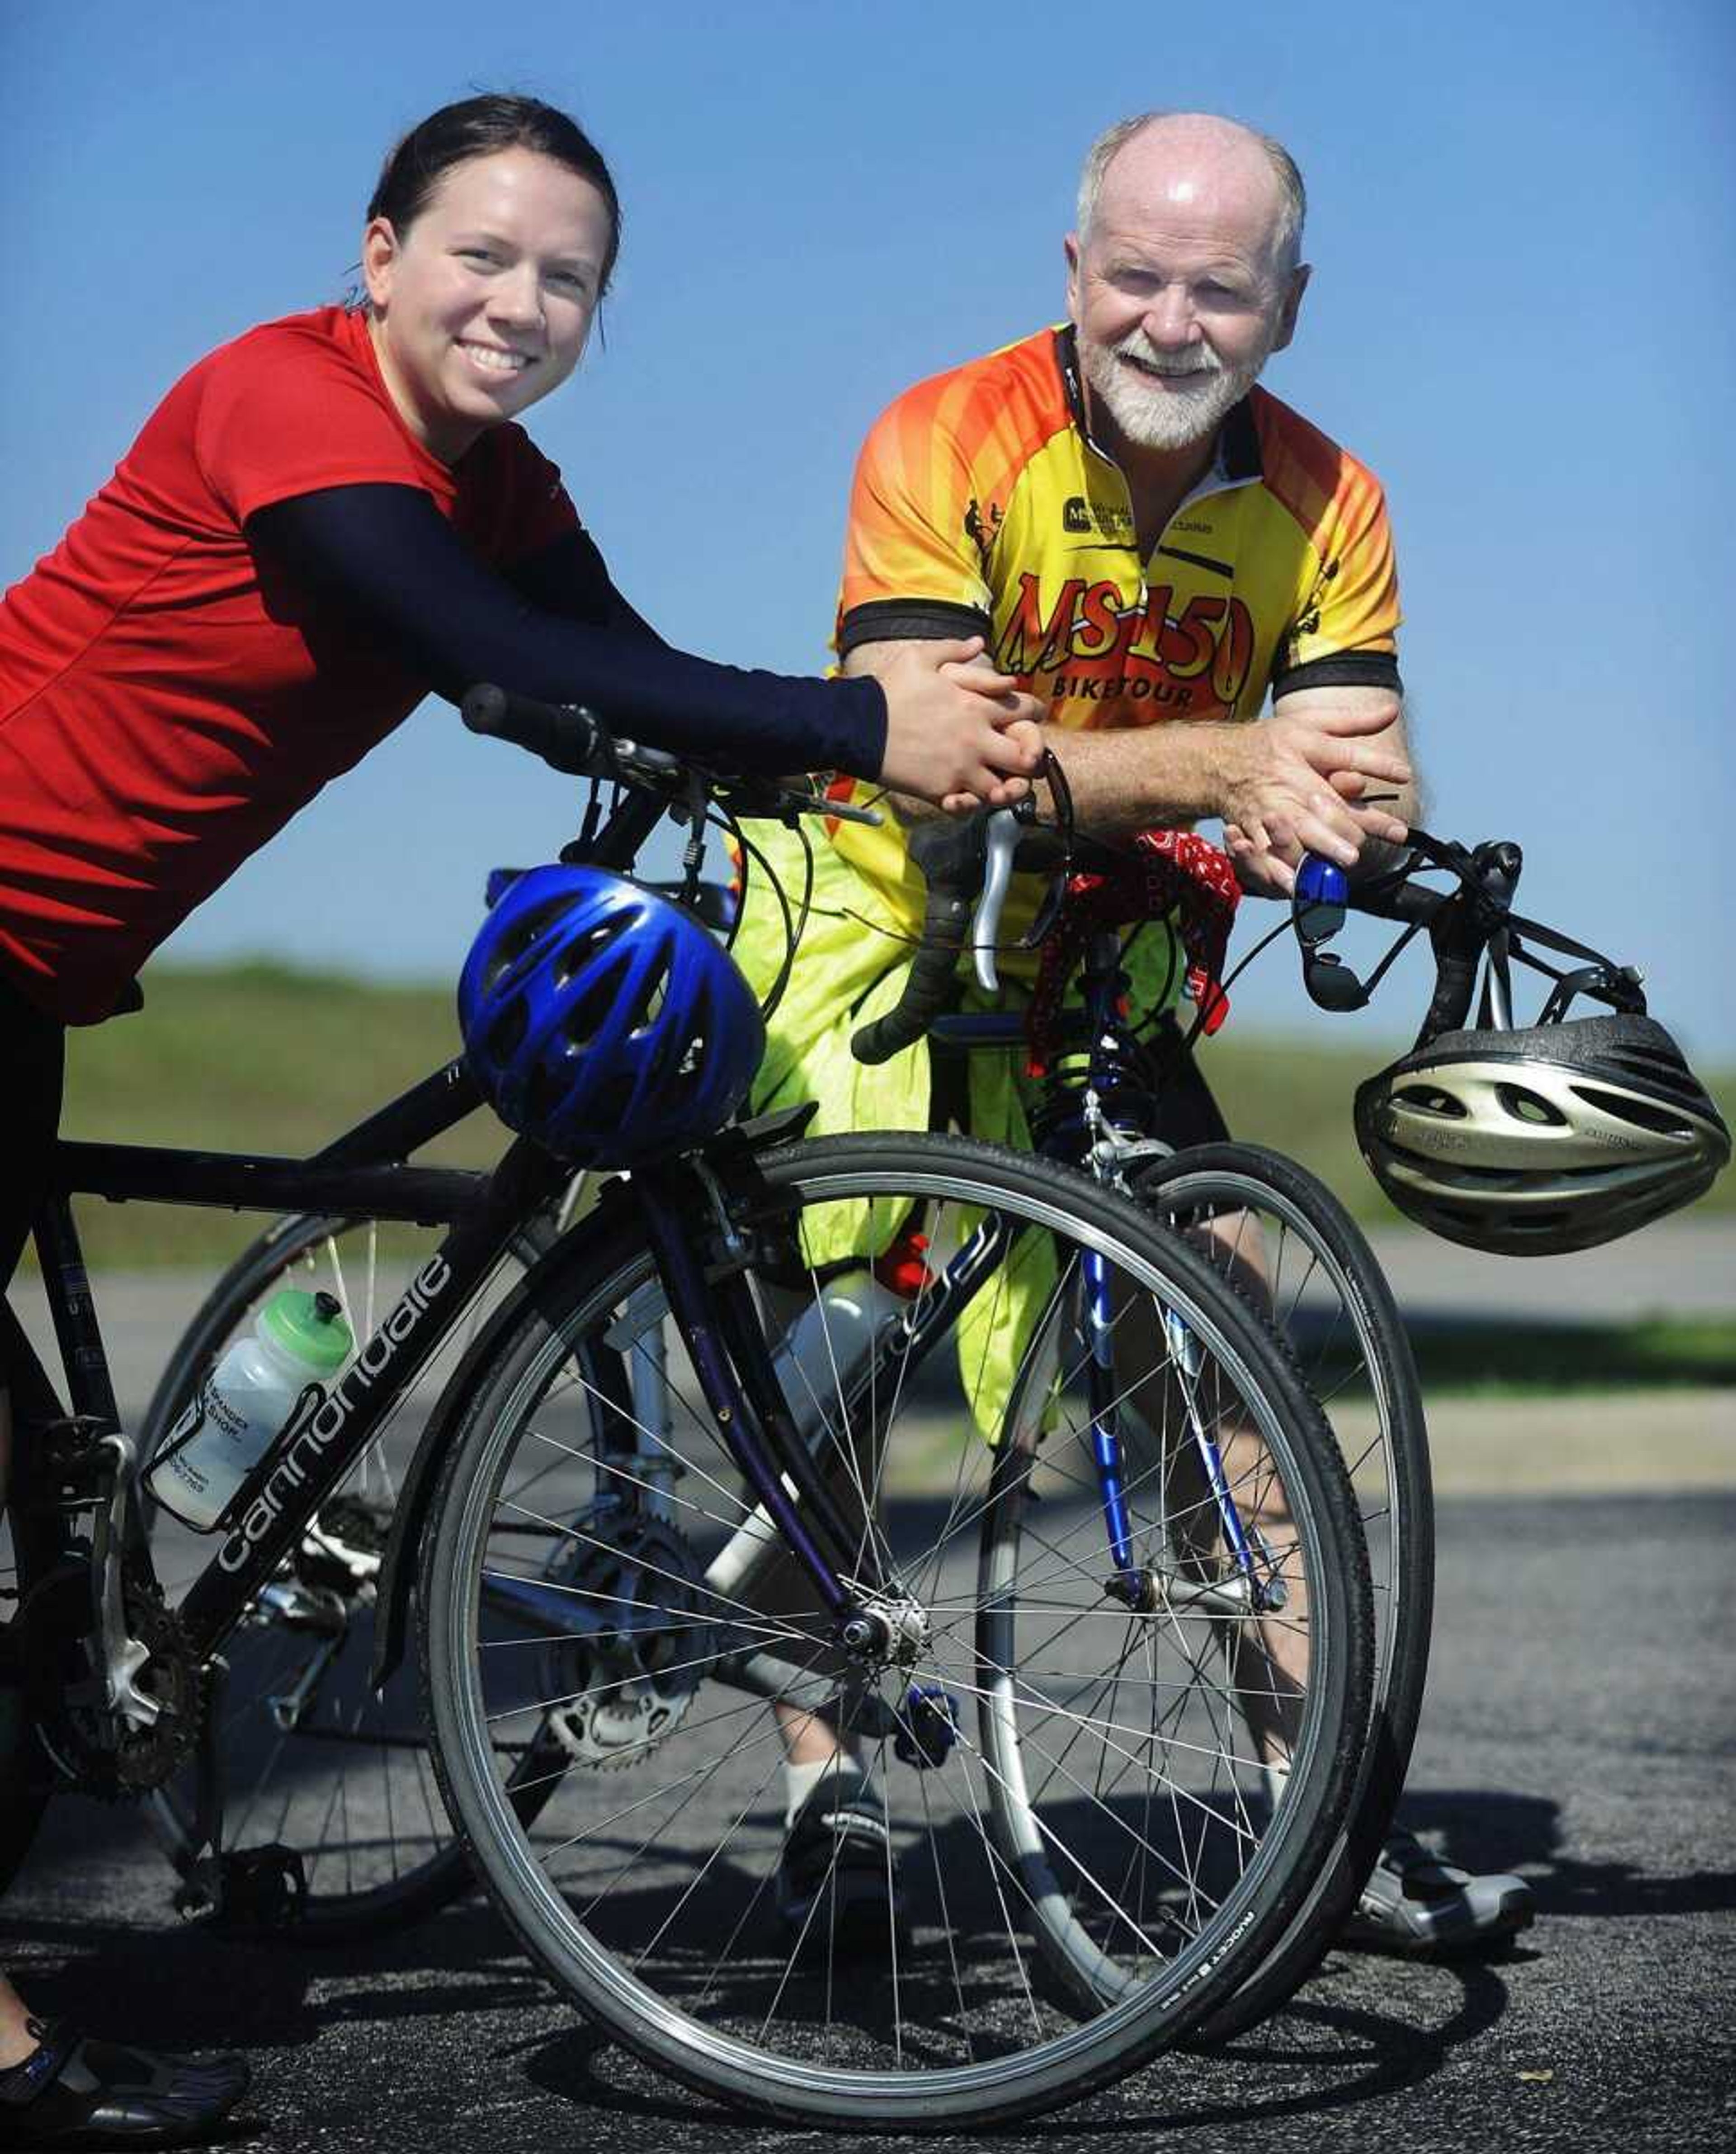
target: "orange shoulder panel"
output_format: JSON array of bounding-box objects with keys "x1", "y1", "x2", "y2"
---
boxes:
[
  {"x1": 883, "y1": 327, "x2": 1074, "y2": 523},
  {"x1": 1247, "y1": 386, "x2": 1382, "y2": 547}
]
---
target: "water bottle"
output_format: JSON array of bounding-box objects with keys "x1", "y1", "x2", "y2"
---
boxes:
[
  {"x1": 773, "y1": 1233, "x2": 931, "y2": 1436},
  {"x1": 146, "y1": 1289, "x2": 354, "y2": 1531},
  {"x1": 704, "y1": 1239, "x2": 930, "y2": 1602}
]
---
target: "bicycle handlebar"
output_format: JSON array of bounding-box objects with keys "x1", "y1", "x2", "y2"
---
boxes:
[
  {"x1": 462, "y1": 682, "x2": 616, "y2": 777},
  {"x1": 850, "y1": 819, "x2": 991, "y2": 1065},
  {"x1": 460, "y1": 682, "x2": 883, "y2": 830},
  {"x1": 848, "y1": 806, "x2": 1645, "y2": 1066}
]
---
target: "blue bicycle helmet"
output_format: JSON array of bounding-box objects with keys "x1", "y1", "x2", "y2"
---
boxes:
[{"x1": 458, "y1": 865, "x2": 765, "y2": 1167}]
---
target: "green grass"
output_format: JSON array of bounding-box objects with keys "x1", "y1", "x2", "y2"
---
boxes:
[
  {"x1": 41, "y1": 960, "x2": 1736, "y2": 1277},
  {"x1": 51, "y1": 962, "x2": 505, "y2": 1270},
  {"x1": 1329, "y1": 1313, "x2": 1736, "y2": 1397}
]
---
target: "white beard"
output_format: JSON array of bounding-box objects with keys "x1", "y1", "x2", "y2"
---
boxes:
[{"x1": 1080, "y1": 328, "x2": 1269, "y2": 452}]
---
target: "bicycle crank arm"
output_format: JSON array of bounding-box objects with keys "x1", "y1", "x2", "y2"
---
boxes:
[
  {"x1": 91, "y1": 1433, "x2": 161, "y2": 1731},
  {"x1": 479, "y1": 1572, "x2": 619, "y2": 1643}
]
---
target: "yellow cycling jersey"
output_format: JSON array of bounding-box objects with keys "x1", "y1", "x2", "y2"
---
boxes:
[{"x1": 824, "y1": 324, "x2": 1402, "y2": 949}]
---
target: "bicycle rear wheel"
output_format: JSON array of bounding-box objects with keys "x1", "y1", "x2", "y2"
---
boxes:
[
  {"x1": 0, "y1": 1324, "x2": 81, "y2": 1899},
  {"x1": 419, "y1": 1133, "x2": 1373, "y2": 2128},
  {"x1": 1133, "y1": 1142, "x2": 1432, "y2": 2038},
  {"x1": 141, "y1": 1205, "x2": 560, "y2": 1941}
]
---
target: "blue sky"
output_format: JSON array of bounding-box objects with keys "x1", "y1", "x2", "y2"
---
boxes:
[{"x1": 4, "y1": 0, "x2": 1732, "y2": 1055}]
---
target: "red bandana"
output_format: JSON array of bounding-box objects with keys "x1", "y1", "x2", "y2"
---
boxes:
[{"x1": 1024, "y1": 829, "x2": 1240, "y2": 1075}]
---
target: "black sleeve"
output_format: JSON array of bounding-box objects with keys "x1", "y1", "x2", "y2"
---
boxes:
[
  {"x1": 1269, "y1": 650, "x2": 1403, "y2": 701},
  {"x1": 504, "y1": 527, "x2": 667, "y2": 646},
  {"x1": 245, "y1": 485, "x2": 885, "y2": 778},
  {"x1": 838, "y1": 597, "x2": 991, "y2": 658}
]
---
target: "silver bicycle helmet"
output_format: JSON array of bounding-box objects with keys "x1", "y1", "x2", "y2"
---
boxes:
[{"x1": 1354, "y1": 1012, "x2": 1730, "y2": 1255}]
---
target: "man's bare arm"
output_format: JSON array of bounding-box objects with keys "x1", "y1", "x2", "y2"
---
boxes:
[
  {"x1": 1223, "y1": 684, "x2": 1417, "y2": 894},
  {"x1": 844, "y1": 642, "x2": 1412, "y2": 871}
]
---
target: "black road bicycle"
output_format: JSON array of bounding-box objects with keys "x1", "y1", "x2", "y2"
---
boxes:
[{"x1": 0, "y1": 693, "x2": 1375, "y2": 2130}]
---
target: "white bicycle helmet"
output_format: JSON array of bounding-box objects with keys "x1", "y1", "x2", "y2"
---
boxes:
[{"x1": 1354, "y1": 1012, "x2": 1730, "y2": 1255}]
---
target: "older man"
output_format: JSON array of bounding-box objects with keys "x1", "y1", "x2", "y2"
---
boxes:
[{"x1": 738, "y1": 111, "x2": 1533, "y2": 1960}]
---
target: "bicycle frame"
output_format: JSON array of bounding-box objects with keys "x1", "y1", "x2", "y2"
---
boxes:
[
  {"x1": 37, "y1": 1064, "x2": 567, "y2": 1667},
  {"x1": 29, "y1": 1063, "x2": 953, "y2": 1712}
]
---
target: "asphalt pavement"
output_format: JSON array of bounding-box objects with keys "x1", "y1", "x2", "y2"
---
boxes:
[
  {"x1": 3, "y1": 1221, "x2": 1731, "y2": 2149},
  {"x1": 5, "y1": 1487, "x2": 1731, "y2": 2152}
]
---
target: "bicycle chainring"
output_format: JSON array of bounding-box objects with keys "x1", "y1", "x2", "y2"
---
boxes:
[{"x1": 539, "y1": 1505, "x2": 709, "y2": 1771}]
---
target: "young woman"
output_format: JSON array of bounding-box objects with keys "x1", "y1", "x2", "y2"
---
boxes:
[{"x1": 0, "y1": 93, "x2": 1042, "y2": 2146}]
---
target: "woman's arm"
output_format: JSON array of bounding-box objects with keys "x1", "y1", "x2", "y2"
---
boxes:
[
  {"x1": 502, "y1": 526, "x2": 667, "y2": 645},
  {"x1": 247, "y1": 483, "x2": 879, "y2": 775}
]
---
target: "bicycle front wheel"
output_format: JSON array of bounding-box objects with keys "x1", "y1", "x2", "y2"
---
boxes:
[{"x1": 419, "y1": 1133, "x2": 1373, "y2": 2128}]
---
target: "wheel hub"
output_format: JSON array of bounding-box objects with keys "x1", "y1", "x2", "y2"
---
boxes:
[{"x1": 839, "y1": 1592, "x2": 931, "y2": 1671}]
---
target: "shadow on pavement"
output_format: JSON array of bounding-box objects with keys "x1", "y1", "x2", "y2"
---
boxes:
[
  {"x1": 1400, "y1": 1786, "x2": 1736, "y2": 1920},
  {"x1": 1, "y1": 1894, "x2": 542, "y2": 2054},
  {"x1": 517, "y1": 1944, "x2": 1515, "y2": 2141}
]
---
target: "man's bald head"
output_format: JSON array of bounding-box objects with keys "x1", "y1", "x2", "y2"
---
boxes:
[{"x1": 1077, "y1": 113, "x2": 1307, "y2": 277}]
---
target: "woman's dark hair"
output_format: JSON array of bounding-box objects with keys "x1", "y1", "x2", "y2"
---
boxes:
[{"x1": 368, "y1": 94, "x2": 621, "y2": 292}]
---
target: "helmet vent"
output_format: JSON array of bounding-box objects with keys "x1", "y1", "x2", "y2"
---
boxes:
[
  {"x1": 552, "y1": 924, "x2": 617, "y2": 988},
  {"x1": 559, "y1": 969, "x2": 625, "y2": 1051},
  {"x1": 1571, "y1": 1084, "x2": 1692, "y2": 1140},
  {"x1": 485, "y1": 998, "x2": 529, "y2": 1062},
  {"x1": 1497, "y1": 1084, "x2": 1566, "y2": 1128},
  {"x1": 1601, "y1": 1040, "x2": 1700, "y2": 1096},
  {"x1": 629, "y1": 953, "x2": 671, "y2": 1038},
  {"x1": 1393, "y1": 1082, "x2": 1467, "y2": 1118}
]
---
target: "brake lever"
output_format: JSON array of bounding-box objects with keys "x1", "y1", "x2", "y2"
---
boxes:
[{"x1": 972, "y1": 810, "x2": 1022, "y2": 993}]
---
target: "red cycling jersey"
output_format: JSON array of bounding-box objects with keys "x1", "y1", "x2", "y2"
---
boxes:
[{"x1": 0, "y1": 304, "x2": 577, "y2": 1023}]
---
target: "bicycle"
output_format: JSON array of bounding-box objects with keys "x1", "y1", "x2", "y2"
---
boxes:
[
  {"x1": 0, "y1": 689, "x2": 1375, "y2": 2130},
  {"x1": 829, "y1": 801, "x2": 1425, "y2": 2036},
  {"x1": 832, "y1": 794, "x2": 1726, "y2": 2030}
]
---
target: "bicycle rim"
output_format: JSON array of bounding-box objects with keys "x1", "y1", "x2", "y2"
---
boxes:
[{"x1": 1134, "y1": 1143, "x2": 1433, "y2": 2037}]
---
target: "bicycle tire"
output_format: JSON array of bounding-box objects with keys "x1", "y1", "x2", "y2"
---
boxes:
[
  {"x1": 140, "y1": 1207, "x2": 558, "y2": 1942},
  {"x1": 1132, "y1": 1142, "x2": 1433, "y2": 2039},
  {"x1": 418, "y1": 1131, "x2": 1373, "y2": 2128}
]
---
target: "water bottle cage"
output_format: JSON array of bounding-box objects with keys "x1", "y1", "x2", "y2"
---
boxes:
[{"x1": 159, "y1": 1381, "x2": 330, "y2": 1540}]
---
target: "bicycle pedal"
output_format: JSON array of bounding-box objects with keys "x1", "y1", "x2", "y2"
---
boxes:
[{"x1": 184, "y1": 1844, "x2": 310, "y2": 1932}]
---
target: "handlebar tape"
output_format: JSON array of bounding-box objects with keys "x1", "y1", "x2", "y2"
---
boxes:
[
  {"x1": 462, "y1": 683, "x2": 610, "y2": 778},
  {"x1": 850, "y1": 817, "x2": 991, "y2": 1065},
  {"x1": 851, "y1": 889, "x2": 973, "y2": 1065},
  {"x1": 1408, "y1": 839, "x2": 1521, "y2": 1042}
]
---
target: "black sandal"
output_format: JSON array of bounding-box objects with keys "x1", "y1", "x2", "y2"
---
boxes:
[{"x1": 0, "y1": 2017, "x2": 249, "y2": 2147}]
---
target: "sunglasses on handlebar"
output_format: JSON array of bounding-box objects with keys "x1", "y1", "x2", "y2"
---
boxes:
[{"x1": 1292, "y1": 856, "x2": 1372, "y2": 1012}]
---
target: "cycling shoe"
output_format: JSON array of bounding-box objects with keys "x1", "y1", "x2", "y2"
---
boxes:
[
  {"x1": 774, "y1": 1773, "x2": 906, "y2": 1956},
  {"x1": 0, "y1": 2017, "x2": 250, "y2": 2148},
  {"x1": 1342, "y1": 1824, "x2": 1535, "y2": 1958}
]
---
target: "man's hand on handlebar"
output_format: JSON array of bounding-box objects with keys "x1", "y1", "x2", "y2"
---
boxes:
[
  {"x1": 868, "y1": 637, "x2": 1046, "y2": 816},
  {"x1": 1218, "y1": 694, "x2": 1412, "y2": 896}
]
